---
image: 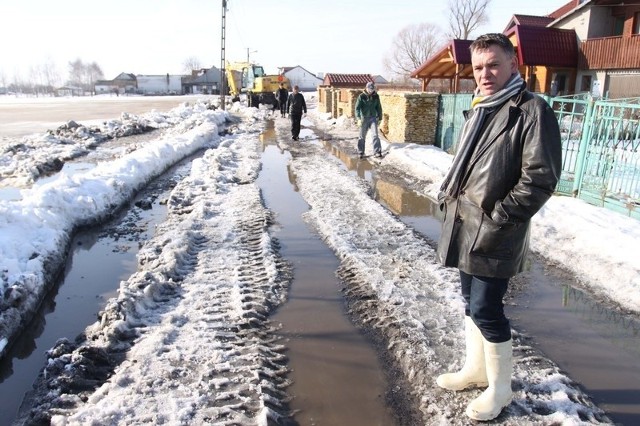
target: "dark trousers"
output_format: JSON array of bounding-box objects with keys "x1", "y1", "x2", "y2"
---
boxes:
[
  {"x1": 279, "y1": 101, "x2": 286, "y2": 116},
  {"x1": 459, "y1": 270, "x2": 511, "y2": 343},
  {"x1": 290, "y1": 113, "x2": 302, "y2": 138}
]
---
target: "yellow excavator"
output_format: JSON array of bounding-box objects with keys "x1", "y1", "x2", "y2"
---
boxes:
[{"x1": 225, "y1": 61, "x2": 290, "y2": 108}]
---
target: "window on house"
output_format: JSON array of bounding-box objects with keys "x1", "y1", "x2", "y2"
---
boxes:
[
  {"x1": 635, "y1": 12, "x2": 640, "y2": 34},
  {"x1": 581, "y1": 75, "x2": 592, "y2": 92},
  {"x1": 551, "y1": 73, "x2": 567, "y2": 96},
  {"x1": 613, "y1": 15, "x2": 625, "y2": 36}
]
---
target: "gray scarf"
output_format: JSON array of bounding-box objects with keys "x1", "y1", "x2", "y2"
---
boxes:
[{"x1": 440, "y1": 74, "x2": 525, "y2": 197}]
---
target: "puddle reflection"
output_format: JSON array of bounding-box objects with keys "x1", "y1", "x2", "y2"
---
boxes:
[
  {"x1": 563, "y1": 285, "x2": 640, "y2": 355},
  {"x1": 321, "y1": 140, "x2": 374, "y2": 181}
]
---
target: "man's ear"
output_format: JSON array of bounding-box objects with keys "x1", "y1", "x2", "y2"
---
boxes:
[{"x1": 510, "y1": 56, "x2": 519, "y2": 74}]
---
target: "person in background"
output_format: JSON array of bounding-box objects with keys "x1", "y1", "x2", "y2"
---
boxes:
[
  {"x1": 276, "y1": 82, "x2": 289, "y2": 118},
  {"x1": 435, "y1": 33, "x2": 562, "y2": 421},
  {"x1": 286, "y1": 85, "x2": 306, "y2": 141},
  {"x1": 355, "y1": 81, "x2": 383, "y2": 158}
]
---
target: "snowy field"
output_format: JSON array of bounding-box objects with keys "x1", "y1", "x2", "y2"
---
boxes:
[{"x1": 1, "y1": 94, "x2": 638, "y2": 424}]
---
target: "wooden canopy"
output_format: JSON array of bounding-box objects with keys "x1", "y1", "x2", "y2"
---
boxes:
[{"x1": 411, "y1": 26, "x2": 578, "y2": 93}]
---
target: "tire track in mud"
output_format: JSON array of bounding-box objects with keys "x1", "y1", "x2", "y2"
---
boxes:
[
  {"x1": 17, "y1": 130, "x2": 294, "y2": 425},
  {"x1": 279, "y1": 133, "x2": 611, "y2": 425}
]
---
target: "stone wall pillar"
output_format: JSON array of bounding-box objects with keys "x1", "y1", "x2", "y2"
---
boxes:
[
  {"x1": 378, "y1": 91, "x2": 439, "y2": 145},
  {"x1": 317, "y1": 89, "x2": 440, "y2": 145}
]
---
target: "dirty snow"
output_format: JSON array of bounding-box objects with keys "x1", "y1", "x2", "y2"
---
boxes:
[{"x1": 0, "y1": 93, "x2": 637, "y2": 424}]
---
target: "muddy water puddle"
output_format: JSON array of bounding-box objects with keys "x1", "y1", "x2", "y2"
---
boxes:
[
  {"x1": 0, "y1": 134, "x2": 193, "y2": 422},
  {"x1": 258, "y1": 124, "x2": 397, "y2": 425},
  {"x1": 329, "y1": 142, "x2": 640, "y2": 425}
]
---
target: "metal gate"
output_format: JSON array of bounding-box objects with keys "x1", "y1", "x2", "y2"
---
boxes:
[
  {"x1": 547, "y1": 94, "x2": 640, "y2": 219},
  {"x1": 574, "y1": 97, "x2": 640, "y2": 218},
  {"x1": 436, "y1": 94, "x2": 472, "y2": 153},
  {"x1": 547, "y1": 93, "x2": 592, "y2": 195}
]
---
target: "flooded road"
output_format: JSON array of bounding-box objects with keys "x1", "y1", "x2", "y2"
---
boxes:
[
  {"x1": 1, "y1": 100, "x2": 638, "y2": 424},
  {"x1": 258, "y1": 124, "x2": 398, "y2": 425},
  {"x1": 1, "y1": 122, "x2": 399, "y2": 425}
]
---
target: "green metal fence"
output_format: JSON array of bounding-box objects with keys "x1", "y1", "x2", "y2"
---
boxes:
[
  {"x1": 436, "y1": 93, "x2": 472, "y2": 154},
  {"x1": 558, "y1": 95, "x2": 640, "y2": 219},
  {"x1": 436, "y1": 93, "x2": 640, "y2": 219}
]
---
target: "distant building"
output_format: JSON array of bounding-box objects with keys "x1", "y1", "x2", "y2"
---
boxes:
[
  {"x1": 278, "y1": 66, "x2": 323, "y2": 91},
  {"x1": 136, "y1": 74, "x2": 183, "y2": 95},
  {"x1": 95, "y1": 72, "x2": 137, "y2": 95},
  {"x1": 372, "y1": 75, "x2": 389, "y2": 85},
  {"x1": 55, "y1": 86, "x2": 84, "y2": 97},
  {"x1": 183, "y1": 67, "x2": 222, "y2": 94},
  {"x1": 95, "y1": 72, "x2": 185, "y2": 95}
]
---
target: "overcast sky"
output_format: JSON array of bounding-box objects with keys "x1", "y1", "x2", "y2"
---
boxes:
[{"x1": 2, "y1": 0, "x2": 567, "y2": 82}]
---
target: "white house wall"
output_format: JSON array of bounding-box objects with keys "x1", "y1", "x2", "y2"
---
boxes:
[
  {"x1": 136, "y1": 75, "x2": 183, "y2": 94},
  {"x1": 555, "y1": 6, "x2": 590, "y2": 41},
  {"x1": 284, "y1": 68, "x2": 322, "y2": 91}
]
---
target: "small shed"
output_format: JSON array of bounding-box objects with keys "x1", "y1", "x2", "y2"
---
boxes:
[{"x1": 322, "y1": 73, "x2": 374, "y2": 89}]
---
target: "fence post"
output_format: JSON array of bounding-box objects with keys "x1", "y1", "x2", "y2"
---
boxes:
[{"x1": 572, "y1": 98, "x2": 595, "y2": 196}]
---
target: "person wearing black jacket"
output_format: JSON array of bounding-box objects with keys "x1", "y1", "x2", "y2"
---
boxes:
[
  {"x1": 275, "y1": 82, "x2": 289, "y2": 118},
  {"x1": 286, "y1": 85, "x2": 307, "y2": 140},
  {"x1": 435, "y1": 33, "x2": 562, "y2": 422}
]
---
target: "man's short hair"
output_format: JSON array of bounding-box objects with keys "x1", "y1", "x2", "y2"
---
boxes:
[
  {"x1": 293, "y1": 85, "x2": 299, "y2": 90},
  {"x1": 470, "y1": 33, "x2": 516, "y2": 58}
]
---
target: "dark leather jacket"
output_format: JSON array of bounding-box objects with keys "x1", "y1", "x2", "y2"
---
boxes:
[
  {"x1": 436, "y1": 90, "x2": 562, "y2": 278},
  {"x1": 287, "y1": 92, "x2": 307, "y2": 115},
  {"x1": 276, "y1": 87, "x2": 288, "y2": 103}
]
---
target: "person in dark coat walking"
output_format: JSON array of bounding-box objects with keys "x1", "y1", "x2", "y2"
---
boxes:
[
  {"x1": 355, "y1": 81, "x2": 383, "y2": 158},
  {"x1": 275, "y1": 82, "x2": 289, "y2": 118},
  {"x1": 435, "y1": 33, "x2": 562, "y2": 422},
  {"x1": 286, "y1": 85, "x2": 306, "y2": 140}
]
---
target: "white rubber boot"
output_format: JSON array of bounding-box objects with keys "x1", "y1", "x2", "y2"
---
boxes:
[
  {"x1": 437, "y1": 316, "x2": 488, "y2": 390},
  {"x1": 466, "y1": 339, "x2": 513, "y2": 421}
]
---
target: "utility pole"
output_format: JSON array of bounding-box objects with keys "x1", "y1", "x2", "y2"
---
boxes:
[
  {"x1": 246, "y1": 48, "x2": 257, "y2": 63},
  {"x1": 220, "y1": 0, "x2": 227, "y2": 110}
]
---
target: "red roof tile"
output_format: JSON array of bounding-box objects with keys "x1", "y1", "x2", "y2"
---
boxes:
[
  {"x1": 322, "y1": 73, "x2": 374, "y2": 87},
  {"x1": 512, "y1": 26, "x2": 578, "y2": 67},
  {"x1": 548, "y1": 0, "x2": 581, "y2": 19},
  {"x1": 504, "y1": 14, "x2": 555, "y2": 32},
  {"x1": 411, "y1": 39, "x2": 472, "y2": 78}
]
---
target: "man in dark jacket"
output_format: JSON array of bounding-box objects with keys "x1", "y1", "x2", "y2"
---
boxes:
[
  {"x1": 435, "y1": 33, "x2": 562, "y2": 421},
  {"x1": 355, "y1": 81, "x2": 383, "y2": 158},
  {"x1": 286, "y1": 85, "x2": 306, "y2": 141},
  {"x1": 276, "y1": 82, "x2": 288, "y2": 118}
]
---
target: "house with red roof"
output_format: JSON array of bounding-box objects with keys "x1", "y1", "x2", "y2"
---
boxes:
[{"x1": 411, "y1": 0, "x2": 640, "y2": 98}]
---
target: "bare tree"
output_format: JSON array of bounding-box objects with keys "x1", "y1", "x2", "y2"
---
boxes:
[
  {"x1": 41, "y1": 58, "x2": 61, "y2": 91},
  {"x1": 68, "y1": 58, "x2": 85, "y2": 87},
  {"x1": 446, "y1": 0, "x2": 491, "y2": 40},
  {"x1": 67, "y1": 59, "x2": 103, "y2": 94},
  {"x1": 0, "y1": 69, "x2": 7, "y2": 91},
  {"x1": 182, "y1": 56, "x2": 202, "y2": 74},
  {"x1": 86, "y1": 62, "x2": 104, "y2": 94},
  {"x1": 383, "y1": 23, "x2": 446, "y2": 80}
]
